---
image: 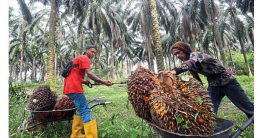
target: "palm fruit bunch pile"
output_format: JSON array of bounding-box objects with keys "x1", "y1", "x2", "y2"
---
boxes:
[
  {"x1": 127, "y1": 64, "x2": 161, "y2": 121},
  {"x1": 127, "y1": 65, "x2": 216, "y2": 135},
  {"x1": 149, "y1": 73, "x2": 216, "y2": 135},
  {"x1": 54, "y1": 97, "x2": 76, "y2": 110},
  {"x1": 26, "y1": 86, "x2": 58, "y2": 111}
]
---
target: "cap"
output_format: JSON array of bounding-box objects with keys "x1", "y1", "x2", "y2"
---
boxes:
[{"x1": 85, "y1": 45, "x2": 97, "y2": 50}]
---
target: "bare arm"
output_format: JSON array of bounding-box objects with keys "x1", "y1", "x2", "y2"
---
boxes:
[
  {"x1": 85, "y1": 68, "x2": 103, "y2": 83},
  {"x1": 84, "y1": 68, "x2": 112, "y2": 86}
]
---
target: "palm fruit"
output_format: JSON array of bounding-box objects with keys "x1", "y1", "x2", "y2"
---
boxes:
[
  {"x1": 26, "y1": 86, "x2": 58, "y2": 111},
  {"x1": 127, "y1": 64, "x2": 161, "y2": 121},
  {"x1": 54, "y1": 97, "x2": 76, "y2": 110},
  {"x1": 149, "y1": 73, "x2": 216, "y2": 135}
]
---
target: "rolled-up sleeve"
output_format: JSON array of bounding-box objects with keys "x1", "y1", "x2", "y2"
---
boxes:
[
  {"x1": 171, "y1": 52, "x2": 204, "y2": 75},
  {"x1": 171, "y1": 59, "x2": 195, "y2": 75}
]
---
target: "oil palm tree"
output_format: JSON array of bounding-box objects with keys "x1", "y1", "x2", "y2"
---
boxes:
[
  {"x1": 45, "y1": 0, "x2": 59, "y2": 89},
  {"x1": 28, "y1": 0, "x2": 62, "y2": 89},
  {"x1": 200, "y1": 0, "x2": 227, "y2": 66},
  {"x1": 126, "y1": 0, "x2": 178, "y2": 71},
  {"x1": 126, "y1": 0, "x2": 155, "y2": 70},
  {"x1": 223, "y1": 0, "x2": 253, "y2": 76},
  {"x1": 148, "y1": 0, "x2": 165, "y2": 71},
  {"x1": 236, "y1": 0, "x2": 254, "y2": 17},
  {"x1": 16, "y1": 0, "x2": 48, "y2": 84}
]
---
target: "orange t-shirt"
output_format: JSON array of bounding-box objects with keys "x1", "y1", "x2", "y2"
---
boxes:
[{"x1": 63, "y1": 55, "x2": 91, "y2": 95}]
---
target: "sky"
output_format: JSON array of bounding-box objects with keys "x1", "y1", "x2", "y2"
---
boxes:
[
  {"x1": 9, "y1": 0, "x2": 19, "y2": 8},
  {"x1": 3, "y1": 0, "x2": 263, "y2": 137}
]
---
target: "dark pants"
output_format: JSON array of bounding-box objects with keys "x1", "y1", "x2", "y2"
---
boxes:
[{"x1": 207, "y1": 79, "x2": 254, "y2": 119}]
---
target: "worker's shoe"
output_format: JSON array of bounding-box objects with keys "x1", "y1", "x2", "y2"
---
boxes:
[
  {"x1": 70, "y1": 115, "x2": 85, "y2": 138},
  {"x1": 83, "y1": 119, "x2": 98, "y2": 138}
]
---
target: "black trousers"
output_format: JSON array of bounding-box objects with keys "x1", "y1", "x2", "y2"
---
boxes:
[{"x1": 207, "y1": 79, "x2": 254, "y2": 119}]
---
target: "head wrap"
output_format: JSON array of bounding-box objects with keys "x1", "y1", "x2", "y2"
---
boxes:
[{"x1": 170, "y1": 41, "x2": 192, "y2": 55}]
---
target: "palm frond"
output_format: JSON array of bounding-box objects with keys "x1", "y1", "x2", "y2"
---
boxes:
[
  {"x1": 29, "y1": 9, "x2": 48, "y2": 34},
  {"x1": 17, "y1": 0, "x2": 33, "y2": 24},
  {"x1": 29, "y1": 0, "x2": 49, "y2": 6}
]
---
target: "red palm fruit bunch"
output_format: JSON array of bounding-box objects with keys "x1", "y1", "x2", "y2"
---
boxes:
[
  {"x1": 54, "y1": 97, "x2": 76, "y2": 110},
  {"x1": 127, "y1": 64, "x2": 161, "y2": 121},
  {"x1": 149, "y1": 73, "x2": 216, "y2": 135},
  {"x1": 26, "y1": 86, "x2": 58, "y2": 111}
]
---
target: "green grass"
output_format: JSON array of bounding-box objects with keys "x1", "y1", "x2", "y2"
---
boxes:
[
  {"x1": 200, "y1": 75, "x2": 254, "y2": 138},
  {"x1": 9, "y1": 76, "x2": 254, "y2": 137}
]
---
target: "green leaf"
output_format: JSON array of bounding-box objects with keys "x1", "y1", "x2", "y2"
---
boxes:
[
  {"x1": 101, "y1": 132, "x2": 107, "y2": 137},
  {"x1": 182, "y1": 123, "x2": 190, "y2": 129},
  {"x1": 10, "y1": 97, "x2": 16, "y2": 102},
  {"x1": 10, "y1": 133, "x2": 16, "y2": 136},
  {"x1": 182, "y1": 120, "x2": 190, "y2": 129},
  {"x1": 130, "y1": 132, "x2": 137, "y2": 138},
  {"x1": 196, "y1": 96, "x2": 202, "y2": 105},
  {"x1": 138, "y1": 127, "x2": 143, "y2": 133},
  {"x1": 176, "y1": 116, "x2": 183, "y2": 125},
  {"x1": 111, "y1": 114, "x2": 115, "y2": 125}
]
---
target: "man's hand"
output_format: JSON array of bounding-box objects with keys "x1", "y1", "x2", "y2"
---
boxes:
[
  {"x1": 102, "y1": 80, "x2": 113, "y2": 86},
  {"x1": 82, "y1": 80, "x2": 91, "y2": 86}
]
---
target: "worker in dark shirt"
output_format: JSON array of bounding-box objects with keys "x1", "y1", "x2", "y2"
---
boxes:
[{"x1": 161, "y1": 41, "x2": 254, "y2": 119}]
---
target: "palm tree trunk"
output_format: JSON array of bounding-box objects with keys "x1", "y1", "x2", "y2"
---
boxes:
[
  {"x1": 121, "y1": 46, "x2": 124, "y2": 77},
  {"x1": 190, "y1": 38, "x2": 195, "y2": 51},
  {"x1": 239, "y1": 38, "x2": 253, "y2": 77},
  {"x1": 10, "y1": 64, "x2": 15, "y2": 83},
  {"x1": 34, "y1": 66, "x2": 37, "y2": 82},
  {"x1": 15, "y1": 58, "x2": 19, "y2": 83},
  {"x1": 106, "y1": 45, "x2": 109, "y2": 67},
  {"x1": 110, "y1": 22, "x2": 115, "y2": 79},
  {"x1": 210, "y1": 0, "x2": 226, "y2": 66},
  {"x1": 148, "y1": 0, "x2": 164, "y2": 71},
  {"x1": 230, "y1": 10, "x2": 253, "y2": 77},
  {"x1": 111, "y1": 42, "x2": 115, "y2": 79},
  {"x1": 54, "y1": 15, "x2": 60, "y2": 82},
  {"x1": 19, "y1": 31, "x2": 26, "y2": 84},
  {"x1": 167, "y1": 56, "x2": 171, "y2": 70},
  {"x1": 248, "y1": 27, "x2": 254, "y2": 50},
  {"x1": 141, "y1": 9, "x2": 152, "y2": 71},
  {"x1": 172, "y1": 55, "x2": 176, "y2": 68},
  {"x1": 16, "y1": 72, "x2": 19, "y2": 83},
  {"x1": 39, "y1": 64, "x2": 42, "y2": 83},
  {"x1": 227, "y1": 44, "x2": 233, "y2": 62},
  {"x1": 55, "y1": 21, "x2": 61, "y2": 82},
  {"x1": 149, "y1": 35, "x2": 155, "y2": 71},
  {"x1": 32, "y1": 56, "x2": 36, "y2": 82},
  {"x1": 212, "y1": 21, "x2": 227, "y2": 66},
  {"x1": 24, "y1": 65, "x2": 27, "y2": 82},
  {"x1": 127, "y1": 59, "x2": 130, "y2": 75},
  {"x1": 82, "y1": 30, "x2": 85, "y2": 49},
  {"x1": 213, "y1": 37, "x2": 219, "y2": 60},
  {"x1": 150, "y1": 47, "x2": 155, "y2": 71},
  {"x1": 92, "y1": 5, "x2": 100, "y2": 70},
  {"x1": 46, "y1": 0, "x2": 57, "y2": 90},
  {"x1": 43, "y1": 65, "x2": 46, "y2": 82},
  {"x1": 147, "y1": 45, "x2": 151, "y2": 70},
  {"x1": 55, "y1": 49, "x2": 58, "y2": 82},
  {"x1": 164, "y1": 55, "x2": 168, "y2": 70}
]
